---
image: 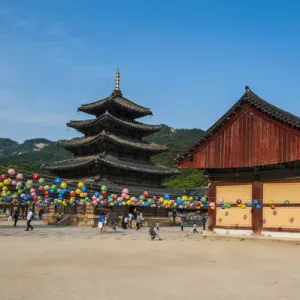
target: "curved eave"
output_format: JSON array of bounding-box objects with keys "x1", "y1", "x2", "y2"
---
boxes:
[
  {"x1": 67, "y1": 112, "x2": 161, "y2": 135},
  {"x1": 98, "y1": 154, "x2": 179, "y2": 175},
  {"x1": 57, "y1": 131, "x2": 168, "y2": 154},
  {"x1": 77, "y1": 94, "x2": 152, "y2": 118},
  {"x1": 41, "y1": 156, "x2": 97, "y2": 171}
]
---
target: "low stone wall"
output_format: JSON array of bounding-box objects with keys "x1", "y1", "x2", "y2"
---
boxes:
[{"x1": 43, "y1": 213, "x2": 175, "y2": 228}]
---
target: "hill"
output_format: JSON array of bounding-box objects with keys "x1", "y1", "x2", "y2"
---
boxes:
[{"x1": 0, "y1": 125, "x2": 206, "y2": 188}]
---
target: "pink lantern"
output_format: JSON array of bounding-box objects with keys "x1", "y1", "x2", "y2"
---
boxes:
[
  {"x1": 38, "y1": 186, "x2": 44, "y2": 191},
  {"x1": 31, "y1": 192, "x2": 36, "y2": 197},
  {"x1": 122, "y1": 188, "x2": 129, "y2": 194},
  {"x1": 7, "y1": 169, "x2": 16, "y2": 176},
  {"x1": 21, "y1": 193, "x2": 25, "y2": 198},
  {"x1": 209, "y1": 202, "x2": 215, "y2": 207},
  {"x1": 11, "y1": 180, "x2": 17, "y2": 186},
  {"x1": 92, "y1": 196, "x2": 97, "y2": 201},
  {"x1": 30, "y1": 188, "x2": 36, "y2": 193},
  {"x1": 16, "y1": 173, "x2": 23, "y2": 180},
  {"x1": 121, "y1": 193, "x2": 127, "y2": 198},
  {"x1": 16, "y1": 182, "x2": 22, "y2": 187},
  {"x1": 26, "y1": 180, "x2": 33, "y2": 185},
  {"x1": 153, "y1": 196, "x2": 157, "y2": 201},
  {"x1": 219, "y1": 198, "x2": 224, "y2": 204}
]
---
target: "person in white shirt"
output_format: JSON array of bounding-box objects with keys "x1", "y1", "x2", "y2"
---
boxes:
[
  {"x1": 128, "y1": 213, "x2": 133, "y2": 229},
  {"x1": 25, "y1": 209, "x2": 34, "y2": 231},
  {"x1": 124, "y1": 216, "x2": 129, "y2": 229},
  {"x1": 193, "y1": 222, "x2": 198, "y2": 234}
]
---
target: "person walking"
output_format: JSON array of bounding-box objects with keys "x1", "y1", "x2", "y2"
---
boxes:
[
  {"x1": 103, "y1": 213, "x2": 109, "y2": 232},
  {"x1": 25, "y1": 209, "x2": 34, "y2": 231},
  {"x1": 124, "y1": 216, "x2": 129, "y2": 229},
  {"x1": 98, "y1": 213, "x2": 105, "y2": 234},
  {"x1": 156, "y1": 221, "x2": 160, "y2": 231},
  {"x1": 128, "y1": 212, "x2": 133, "y2": 229},
  {"x1": 193, "y1": 222, "x2": 198, "y2": 234},
  {"x1": 136, "y1": 214, "x2": 142, "y2": 230},
  {"x1": 180, "y1": 220, "x2": 184, "y2": 231},
  {"x1": 13, "y1": 210, "x2": 19, "y2": 227},
  {"x1": 202, "y1": 214, "x2": 207, "y2": 231}
]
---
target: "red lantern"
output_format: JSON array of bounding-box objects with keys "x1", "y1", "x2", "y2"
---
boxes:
[
  {"x1": 38, "y1": 186, "x2": 44, "y2": 192},
  {"x1": 152, "y1": 196, "x2": 157, "y2": 201},
  {"x1": 236, "y1": 199, "x2": 242, "y2": 205},
  {"x1": 101, "y1": 191, "x2": 107, "y2": 196},
  {"x1": 70, "y1": 191, "x2": 76, "y2": 197},
  {"x1": 0, "y1": 174, "x2": 7, "y2": 180},
  {"x1": 33, "y1": 196, "x2": 38, "y2": 202},
  {"x1": 113, "y1": 194, "x2": 118, "y2": 200},
  {"x1": 32, "y1": 173, "x2": 40, "y2": 181},
  {"x1": 143, "y1": 191, "x2": 149, "y2": 197},
  {"x1": 271, "y1": 205, "x2": 276, "y2": 210}
]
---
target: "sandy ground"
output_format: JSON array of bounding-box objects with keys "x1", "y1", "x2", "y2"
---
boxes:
[{"x1": 1, "y1": 224, "x2": 300, "y2": 300}]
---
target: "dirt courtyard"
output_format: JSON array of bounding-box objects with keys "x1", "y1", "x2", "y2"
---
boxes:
[{"x1": 1, "y1": 229, "x2": 300, "y2": 300}]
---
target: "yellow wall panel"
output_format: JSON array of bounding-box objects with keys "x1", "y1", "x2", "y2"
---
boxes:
[
  {"x1": 216, "y1": 207, "x2": 252, "y2": 227},
  {"x1": 263, "y1": 183, "x2": 300, "y2": 204},
  {"x1": 216, "y1": 185, "x2": 252, "y2": 204},
  {"x1": 263, "y1": 207, "x2": 300, "y2": 229}
]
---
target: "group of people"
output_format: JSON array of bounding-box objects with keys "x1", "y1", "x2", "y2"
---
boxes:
[
  {"x1": 180, "y1": 213, "x2": 207, "y2": 233},
  {"x1": 4, "y1": 207, "x2": 37, "y2": 230},
  {"x1": 98, "y1": 212, "x2": 110, "y2": 234},
  {"x1": 121, "y1": 211, "x2": 144, "y2": 230}
]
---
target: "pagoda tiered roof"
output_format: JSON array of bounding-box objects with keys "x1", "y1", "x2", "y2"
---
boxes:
[
  {"x1": 78, "y1": 90, "x2": 152, "y2": 119},
  {"x1": 67, "y1": 111, "x2": 161, "y2": 136},
  {"x1": 57, "y1": 130, "x2": 168, "y2": 154},
  {"x1": 42, "y1": 153, "x2": 179, "y2": 175}
]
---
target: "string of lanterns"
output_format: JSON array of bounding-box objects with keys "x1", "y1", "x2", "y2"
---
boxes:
[{"x1": 0, "y1": 169, "x2": 292, "y2": 210}]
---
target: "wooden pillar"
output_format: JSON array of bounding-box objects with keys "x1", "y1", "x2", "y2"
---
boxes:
[
  {"x1": 252, "y1": 181, "x2": 263, "y2": 233},
  {"x1": 207, "y1": 181, "x2": 216, "y2": 230}
]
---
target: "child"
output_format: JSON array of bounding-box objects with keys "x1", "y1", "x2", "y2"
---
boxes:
[
  {"x1": 193, "y1": 222, "x2": 198, "y2": 234},
  {"x1": 156, "y1": 221, "x2": 160, "y2": 231},
  {"x1": 149, "y1": 224, "x2": 157, "y2": 240},
  {"x1": 112, "y1": 220, "x2": 117, "y2": 231}
]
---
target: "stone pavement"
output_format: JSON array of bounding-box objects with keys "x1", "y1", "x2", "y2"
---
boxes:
[{"x1": 1, "y1": 221, "x2": 300, "y2": 244}]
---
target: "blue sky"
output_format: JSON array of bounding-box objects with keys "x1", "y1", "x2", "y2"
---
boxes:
[{"x1": 1, "y1": 0, "x2": 300, "y2": 142}]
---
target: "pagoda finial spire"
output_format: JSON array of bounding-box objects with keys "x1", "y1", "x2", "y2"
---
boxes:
[{"x1": 115, "y1": 69, "x2": 120, "y2": 90}]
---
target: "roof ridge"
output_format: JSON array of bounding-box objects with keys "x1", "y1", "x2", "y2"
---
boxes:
[{"x1": 177, "y1": 87, "x2": 300, "y2": 162}]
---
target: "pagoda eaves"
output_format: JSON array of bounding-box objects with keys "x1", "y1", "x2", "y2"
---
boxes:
[
  {"x1": 78, "y1": 91, "x2": 152, "y2": 119},
  {"x1": 67, "y1": 111, "x2": 161, "y2": 136}
]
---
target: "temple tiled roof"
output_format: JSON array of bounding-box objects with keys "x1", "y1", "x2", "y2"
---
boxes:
[
  {"x1": 41, "y1": 156, "x2": 97, "y2": 171},
  {"x1": 78, "y1": 91, "x2": 152, "y2": 118},
  {"x1": 177, "y1": 87, "x2": 300, "y2": 162},
  {"x1": 57, "y1": 130, "x2": 168, "y2": 153},
  {"x1": 42, "y1": 153, "x2": 179, "y2": 175},
  {"x1": 67, "y1": 111, "x2": 161, "y2": 136}
]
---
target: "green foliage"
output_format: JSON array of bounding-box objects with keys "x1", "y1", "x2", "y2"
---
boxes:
[
  {"x1": 163, "y1": 168, "x2": 206, "y2": 188},
  {"x1": 145, "y1": 125, "x2": 205, "y2": 167},
  {"x1": 0, "y1": 125, "x2": 205, "y2": 188}
]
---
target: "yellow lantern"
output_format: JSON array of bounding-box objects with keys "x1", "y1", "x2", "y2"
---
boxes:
[
  {"x1": 78, "y1": 182, "x2": 84, "y2": 188},
  {"x1": 76, "y1": 189, "x2": 81, "y2": 195},
  {"x1": 268, "y1": 200, "x2": 273, "y2": 206},
  {"x1": 3, "y1": 179, "x2": 10, "y2": 185},
  {"x1": 241, "y1": 204, "x2": 246, "y2": 209},
  {"x1": 61, "y1": 182, "x2": 68, "y2": 189}
]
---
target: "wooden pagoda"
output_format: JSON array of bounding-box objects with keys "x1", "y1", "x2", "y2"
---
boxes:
[{"x1": 42, "y1": 71, "x2": 181, "y2": 195}]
